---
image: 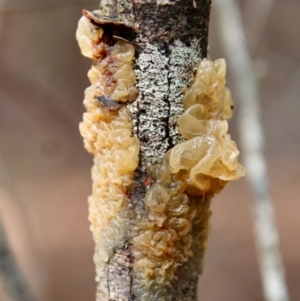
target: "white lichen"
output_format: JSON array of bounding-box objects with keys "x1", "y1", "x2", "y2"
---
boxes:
[
  {"x1": 129, "y1": 43, "x2": 170, "y2": 169},
  {"x1": 99, "y1": 0, "x2": 113, "y2": 15},
  {"x1": 168, "y1": 38, "x2": 203, "y2": 146},
  {"x1": 156, "y1": 0, "x2": 180, "y2": 5}
]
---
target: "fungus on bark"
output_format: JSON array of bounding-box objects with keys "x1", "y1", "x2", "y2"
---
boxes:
[{"x1": 76, "y1": 1, "x2": 245, "y2": 300}]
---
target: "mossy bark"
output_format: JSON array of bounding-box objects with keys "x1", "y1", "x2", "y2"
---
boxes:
[{"x1": 92, "y1": 1, "x2": 211, "y2": 300}]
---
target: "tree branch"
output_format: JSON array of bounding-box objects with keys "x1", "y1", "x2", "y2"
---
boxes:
[
  {"x1": 78, "y1": 1, "x2": 211, "y2": 300},
  {"x1": 78, "y1": 1, "x2": 244, "y2": 300}
]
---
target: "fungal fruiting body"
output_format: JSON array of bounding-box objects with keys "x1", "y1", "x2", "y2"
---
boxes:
[
  {"x1": 132, "y1": 59, "x2": 245, "y2": 301},
  {"x1": 77, "y1": 10, "x2": 245, "y2": 301},
  {"x1": 76, "y1": 15, "x2": 139, "y2": 274}
]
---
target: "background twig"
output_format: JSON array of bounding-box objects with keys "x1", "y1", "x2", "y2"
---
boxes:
[
  {"x1": 0, "y1": 153, "x2": 32, "y2": 301},
  {"x1": 214, "y1": 1, "x2": 290, "y2": 301},
  {"x1": 243, "y1": 0, "x2": 274, "y2": 53},
  {"x1": 0, "y1": 220, "x2": 32, "y2": 301}
]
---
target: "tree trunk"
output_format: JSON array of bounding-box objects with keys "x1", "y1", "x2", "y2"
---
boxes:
[{"x1": 78, "y1": 1, "x2": 211, "y2": 300}]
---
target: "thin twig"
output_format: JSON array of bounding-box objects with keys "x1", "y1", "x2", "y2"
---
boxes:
[
  {"x1": 0, "y1": 220, "x2": 32, "y2": 301},
  {"x1": 243, "y1": 0, "x2": 274, "y2": 54},
  {"x1": 0, "y1": 153, "x2": 33, "y2": 301},
  {"x1": 214, "y1": 1, "x2": 290, "y2": 301}
]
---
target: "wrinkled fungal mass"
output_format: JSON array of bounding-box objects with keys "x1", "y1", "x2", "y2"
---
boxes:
[
  {"x1": 132, "y1": 58, "x2": 245, "y2": 301},
  {"x1": 77, "y1": 11, "x2": 245, "y2": 301},
  {"x1": 76, "y1": 15, "x2": 139, "y2": 274}
]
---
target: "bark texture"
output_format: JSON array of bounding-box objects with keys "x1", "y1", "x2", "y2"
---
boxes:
[{"x1": 92, "y1": 1, "x2": 211, "y2": 300}]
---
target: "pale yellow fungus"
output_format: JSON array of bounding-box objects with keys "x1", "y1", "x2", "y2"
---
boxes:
[
  {"x1": 76, "y1": 16, "x2": 104, "y2": 59},
  {"x1": 76, "y1": 16, "x2": 139, "y2": 273},
  {"x1": 132, "y1": 58, "x2": 245, "y2": 301}
]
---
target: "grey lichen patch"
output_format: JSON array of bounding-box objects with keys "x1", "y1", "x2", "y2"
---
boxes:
[
  {"x1": 129, "y1": 43, "x2": 170, "y2": 170},
  {"x1": 128, "y1": 0, "x2": 211, "y2": 173},
  {"x1": 99, "y1": 0, "x2": 115, "y2": 16},
  {"x1": 156, "y1": 0, "x2": 181, "y2": 5},
  {"x1": 99, "y1": 0, "x2": 135, "y2": 26},
  {"x1": 96, "y1": 244, "x2": 133, "y2": 301},
  {"x1": 128, "y1": 38, "x2": 204, "y2": 168},
  {"x1": 168, "y1": 39, "x2": 203, "y2": 147}
]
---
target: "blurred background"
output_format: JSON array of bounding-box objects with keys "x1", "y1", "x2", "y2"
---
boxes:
[{"x1": 0, "y1": 0, "x2": 299, "y2": 300}]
